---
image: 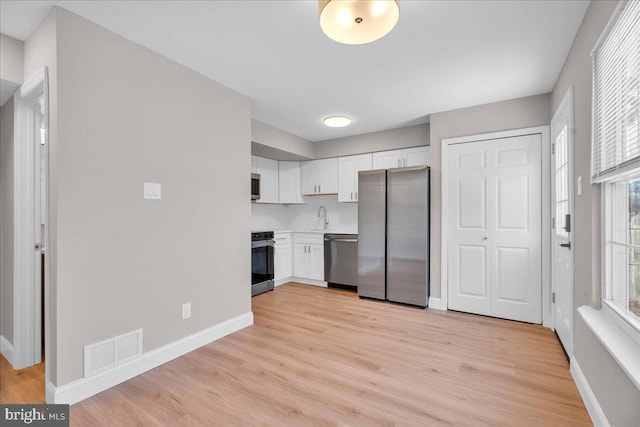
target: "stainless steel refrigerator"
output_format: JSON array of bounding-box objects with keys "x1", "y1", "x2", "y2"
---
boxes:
[{"x1": 357, "y1": 166, "x2": 429, "y2": 307}]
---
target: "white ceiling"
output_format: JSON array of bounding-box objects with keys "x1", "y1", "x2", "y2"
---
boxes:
[{"x1": 0, "y1": 1, "x2": 589, "y2": 142}]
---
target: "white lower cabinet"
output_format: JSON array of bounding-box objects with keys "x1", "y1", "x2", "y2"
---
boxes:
[
  {"x1": 274, "y1": 232, "x2": 292, "y2": 284},
  {"x1": 293, "y1": 233, "x2": 324, "y2": 282}
]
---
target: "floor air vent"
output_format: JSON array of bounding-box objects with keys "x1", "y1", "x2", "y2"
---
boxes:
[{"x1": 84, "y1": 329, "x2": 143, "y2": 377}]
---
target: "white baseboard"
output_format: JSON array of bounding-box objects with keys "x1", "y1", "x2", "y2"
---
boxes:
[
  {"x1": 274, "y1": 278, "x2": 289, "y2": 287},
  {"x1": 291, "y1": 278, "x2": 327, "y2": 287},
  {"x1": 428, "y1": 297, "x2": 445, "y2": 311},
  {"x1": 49, "y1": 311, "x2": 253, "y2": 405},
  {"x1": 570, "y1": 356, "x2": 610, "y2": 427},
  {"x1": 46, "y1": 381, "x2": 56, "y2": 404},
  {"x1": 0, "y1": 335, "x2": 15, "y2": 367}
]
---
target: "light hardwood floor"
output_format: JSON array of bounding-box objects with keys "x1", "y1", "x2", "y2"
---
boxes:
[
  {"x1": 3, "y1": 283, "x2": 591, "y2": 425},
  {"x1": 70, "y1": 283, "x2": 590, "y2": 426},
  {"x1": 0, "y1": 353, "x2": 45, "y2": 403}
]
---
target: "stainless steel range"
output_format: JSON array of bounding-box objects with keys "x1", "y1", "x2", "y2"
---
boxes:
[{"x1": 251, "y1": 231, "x2": 274, "y2": 296}]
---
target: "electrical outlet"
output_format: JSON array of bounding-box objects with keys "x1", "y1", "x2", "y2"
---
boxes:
[{"x1": 182, "y1": 303, "x2": 191, "y2": 320}]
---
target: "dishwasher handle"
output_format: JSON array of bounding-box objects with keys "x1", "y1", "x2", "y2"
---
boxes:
[{"x1": 324, "y1": 238, "x2": 358, "y2": 243}]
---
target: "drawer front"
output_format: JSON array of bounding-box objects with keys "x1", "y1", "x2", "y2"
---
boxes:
[
  {"x1": 274, "y1": 232, "x2": 292, "y2": 245},
  {"x1": 294, "y1": 233, "x2": 324, "y2": 245}
]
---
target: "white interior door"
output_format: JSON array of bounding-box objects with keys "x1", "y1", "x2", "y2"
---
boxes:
[
  {"x1": 448, "y1": 134, "x2": 542, "y2": 323},
  {"x1": 447, "y1": 141, "x2": 492, "y2": 315},
  {"x1": 551, "y1": 91, "x2": 574, "y2": 356},
  {"x1": 491, "y1": 135, "x2": 542, "y2": 323}
]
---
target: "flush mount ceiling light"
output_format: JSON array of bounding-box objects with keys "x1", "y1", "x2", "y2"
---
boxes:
[
  {"x1": 324, "y1": 116, "x2": 352, "y2": 127},
  {"x1": 318, "y1": 0, "x2": 400, "y2": 45}
]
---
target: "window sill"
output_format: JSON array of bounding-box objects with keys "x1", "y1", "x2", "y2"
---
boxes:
[{"x1": 578, "y1": 305, "x2": 640, "y2": 390}]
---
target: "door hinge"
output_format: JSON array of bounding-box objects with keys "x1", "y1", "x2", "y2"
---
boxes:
[
  {"x1": 552, "y1": 143, "x2": 555, "y2": 154},
  {"x1": 552, "y1": 292, "x2": 556, "y2": 303}
]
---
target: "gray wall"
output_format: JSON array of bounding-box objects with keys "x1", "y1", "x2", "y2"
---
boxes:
[
  {"x1": 0, "y1": 34, "x2": 24, "y2": 84},
  {"x1": 27, "y1": 7, "x2": 252, "y2": 386},
  {"x1": 252, "y1": 119, "x2": 315, "y2": 159},
  {"x1": 0, "y1": 96, "x2": 14, "y2": 344},
  {"x1": 314, "y1": 123, "x2": 430, "y2": 159},
  {"x1": 551, "y1": 1, "x2": 640, "y2": 424},
  {"x1": 24, "y1": 8, "x2": 59, "y2": 384},
  {"x1": 429, "y1": 93, "x2": 551, "y2": 299}
]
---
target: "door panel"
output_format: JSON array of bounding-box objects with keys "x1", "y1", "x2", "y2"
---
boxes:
[
  {"x1": 458, "y1": 245, "x2": 488, "y2": 297},
  {"x1": 497, "y1": 176, "x2": 529, "y2": 230},
  {"x1": 458, "y1": 178, "x2": 486, "y2": 229},
  {"x1": 495, "y1": 247, "x2": 529, "y2": 302}
]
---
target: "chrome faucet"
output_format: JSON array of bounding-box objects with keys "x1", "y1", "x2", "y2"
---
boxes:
[{"x1": 318, "y1": 205, "x2": 328, "y2": 230}]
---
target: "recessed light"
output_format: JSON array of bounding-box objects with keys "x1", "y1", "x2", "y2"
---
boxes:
[{"x1": 324, "y1": 116, "x2": 352, "y2": 127}]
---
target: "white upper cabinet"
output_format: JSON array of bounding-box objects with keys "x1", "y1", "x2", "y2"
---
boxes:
[
  {"x1": 338, "y1": 153, "x2": 372, "y2": 202},
  {"x1": 301, "y1": 158, "x2": 338, "y2": 195},
  {"x1": 372, "y1": 149, "x2": 402, "y2": 169},
  {"x1": 255, "y1": 156, "x2": 279, "y2": 203},
  {"x1": 278, "y1": 161, "x2": 303, "y2": 204},
  {"x1": 372, "y1": 146, "x2": 431, "y2": 169},
  {"x1": 403, "y1": 146, "x2": 431, "y2": 167}
]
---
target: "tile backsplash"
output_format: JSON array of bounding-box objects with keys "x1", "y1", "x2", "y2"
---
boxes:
[{"x1": 251, "y1": 195, "x2": 357, "y2": 232}]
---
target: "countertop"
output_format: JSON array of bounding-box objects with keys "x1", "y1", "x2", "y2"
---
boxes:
[{"x1": 274, "y1": 229, "x2": 357, "y2": 235}]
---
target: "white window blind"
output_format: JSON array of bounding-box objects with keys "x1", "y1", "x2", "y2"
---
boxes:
[{"x1": 592, "y1": 0, "x2": 640, "y2": 183}]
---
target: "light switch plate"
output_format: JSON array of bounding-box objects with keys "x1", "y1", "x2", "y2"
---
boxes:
[
  {"x1": 182, "y1": 303, "x2": 191, "y2": 320},
  {"x1": 144, "y1": 183, "x2": 161, "y2": 200},
  {"x1": 577, "y1": 176, "x2": 582, "y2": 196}
]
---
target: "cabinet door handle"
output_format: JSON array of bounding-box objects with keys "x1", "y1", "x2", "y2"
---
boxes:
[
  {"x1": 319, "y1": 185, "x2": 321, "y2": 193},
  {"x1": 355, "y1": 191, "x2": 358, "y2": 200},
  {"x1": 314, "y1": 185, "x2": 317, "y2": 193},
  {"x1": 403, "y1": 158, "x2": 407, "y2": 167},
  {"x1": 351, "y1": 192, "x2": 353, "y2": 200},
  {"x1": 397, "y1": 159, "x2": 401, "y2": 167}
]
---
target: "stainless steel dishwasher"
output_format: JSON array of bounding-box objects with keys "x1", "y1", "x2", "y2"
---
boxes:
[{"x1": 324, "y1": 234, "x2": 358, "y2": 290}]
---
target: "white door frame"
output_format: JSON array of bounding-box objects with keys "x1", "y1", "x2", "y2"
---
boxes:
[
  {"x1": 550, "y1": 86, "x2": 575, "y2": 355},
  {"x1": 13, "y1": 67, "x2": 49, "y2": 373},
  {"x1": 440, "y1": 125, "x2": 553, "y2": 327}
]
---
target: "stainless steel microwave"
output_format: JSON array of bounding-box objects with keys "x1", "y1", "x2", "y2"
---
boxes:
[{"x1": 251, "y1": 173, "x2": 260, "y2": 201}]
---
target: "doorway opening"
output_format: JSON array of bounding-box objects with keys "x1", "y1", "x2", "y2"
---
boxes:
[{"x1": 0, "y1": 67, "x2": 50, "y2": 403}]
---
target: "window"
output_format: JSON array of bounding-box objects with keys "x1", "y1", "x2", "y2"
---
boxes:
[
  {"x1": 604, "y1": 175, "x2": 640, "y2": 323},
  {"x1": 555, "y1": 125, "x2": 569, "y2": 239},
  {"x1": 594, "y1": 1, "x2": 640, "y2": 331}
]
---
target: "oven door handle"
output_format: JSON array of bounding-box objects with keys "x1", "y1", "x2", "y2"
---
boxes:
[{"x1": 251, "y1": 240, "x2": 275, "y2": 248}]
